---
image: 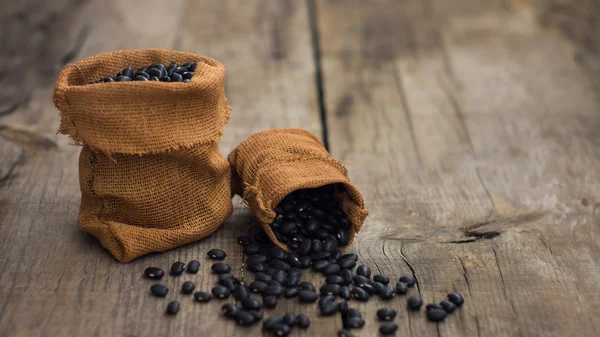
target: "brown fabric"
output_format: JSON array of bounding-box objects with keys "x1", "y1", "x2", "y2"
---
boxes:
[
  {"x1": 54, "y1": 49, "x2": 232, "y2": 262},
  {"x1": 228, "y1": 128, "x2": 368, "y2": 251}
]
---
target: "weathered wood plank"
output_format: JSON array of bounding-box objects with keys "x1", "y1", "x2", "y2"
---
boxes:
[{"x1": 317, "y1": 0, "x2": 600, "y2": 337}]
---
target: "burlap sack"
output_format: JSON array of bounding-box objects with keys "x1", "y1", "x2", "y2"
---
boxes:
[
  {"x1": 228, "y1": 128, "x2": 368, "y2": 251},
  {"x1": 53, "y1": 49, "x2": 232, "y2": 262}
]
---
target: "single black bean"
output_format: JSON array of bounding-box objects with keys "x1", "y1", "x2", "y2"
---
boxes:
[
  {"x1": 339, "y1": 269, "x2": 353, "y2": 285},
  {"x1": 326, "y1": 275, "x2": 344, "y2": 285},
  {"x1": 377, "y1": 307, "x2": 396, "y2": 321},
  {"x1": 264, "y1": 285, "x2": 284, "y2": 297},
  {"x1": 319, "y1": 295, "x2": 336, "y2": 307},
  {"x1": 235, "y1": 310, "x2": 256, "y2": 326},
  {"x1": 263, "y1": 295, "x2": 277, "y2": 308},
  {"x1": 263, "y1": 316, "x2": 282, "y2": 331},
  {"x1": 187, "y1": 260, "x2": 200, "y2": 274},
  {"x1": 248, "y1": 261, "x2": 268, "y2": 273},
  {"x1": 427, "y1": 308, "x2": 448, "y2": 322},
  {"x1": 267, "y1": 280, "x2": 281, "y2": 287},
  {"x1": 440, "y1": 300, "x2": 458, "y2": 313},
  {"x1": 255, "y1": 272, "x2": 271, "y2": 282},
  {"x1": 181, "y1": 281, "x2": 195, "y2": 294},
  {"x1": 144, "y1": 267, "x2": 164, "y2": 279},
  {"x1": 399, "y1": 275, "x2": 417, "y2": 287},
  {"x1": 287, "y1": 241, "x2": 299, "y2": 250},
  {"x1": 240, "y1": 298, "x2": 262, "y2": 311},
  {"x1": 361, "y1": 282, "x2": 376, "y2": 295},
  {"x1": 407, "y1": 295, "x2": 423, "y2": 310},
  {"x1": 222, "y1": 303, "x2": 239, "y2": 318},
  {"x1": 207, "y1": 249, "x2": 227, "y2": 260},
  {"x1": 220, "y1": 278, "x2": 237, "y2": 291},
  {"x1": 244, "y1": 243, "x2": 261, "y2": 255},
  {"x1": 284, "y1": 287, "x2": 299, "y2": 298},
  {"x1": 338, "y1": 328, "x2": 354, "y2": 337},
  {"x1": 300, "y1": 256, "x2": 312, "y2": 268},
  {"x1": 336, "y1": 229, "x2": 350, "y2": 246},
  {"x1": 248, "y1": 309, "x2": 263, "y2": 322},
  {"x1": 356, "y1": 265, "x2": 371, "y2": 278},
  {"x1": 323, "y1": 263, "x2": 341, "y2": 276},
  {"x1": 320, "y1": 300, "x2": 339, "y2": 315},
  {"x1": 380, "y1": 287, "x2": 396, "y2": 300},
  {"x1": 296, "y1": 314, "x2": 310, "y2": 328},
  {"x1": 147, "y1": 68, "x2": 162, "y2": 78},
  {"x1": 212, "y1": 286, "x2": 231, "y2": 299},
  {"x1": 121, "y1": 67, "x2": 134, "y2": 78},
  {"x1": 287, "y1": 254, "x2": 302, "y2": 268},
  {"x1": 298, "y1": 290, "x2": 318, "y2": 302},
  {"x1": 351, "y1": 286, "x2": 369, "y2": 301},
  {"x1": 284, "y1": 275, "x2": 300, "y2": 287},
  {"x1": 341, "y1": 253, "x2": 358, "y2": 261},
  {"x1": 249, "y1": 281, "x2": 268, "y2": 293},
  {"x1": 338, "y1": 259, "x2": 356, "y2": 270},
  {"x1": 272, "y1": 323, "x2": 291, "y2": 337},
  {"x1": 320, "y1": 284, "x2": 341, "y2": 296},
  {"x1": 298, "y1": 282, "x2": 315, "y2": 292},
  {"x1": 287, "y1": 267, "x2": 301, "y2": 277},
  {"x1": 315, "y1": 229, "x2": 329, "y2": 240},
  {"x1": 344, "y1": 316, "x2": 365, "y2": 329},
  {"x1": 371, "y1": 281, "x2": 385, "y2": 293},
  {"x1": 235, "y1": 285, "x2": 251, "y2": 300},
  {"x1": 134, "y1": 75, "x2": 148, "y2": 81},
  {"x1": 345, "y1": 308, "x2": 362, "y2": 319},
  {"x1": 101, "y1": 77, "x2": 115, "y2": 82},
  {"x1": 279, "y1": 221, "x2": 297, "y2": 236},
  {"x1": 353, "y1": 275, "x2": 370, "y2": 285},
  {"x1": 218, "y1": 273, "x2": 233, "y2": 281},
  {"x1": 339, "y1": 217, "x2": 351, "y2": 230},
  {"x1": 427, "y1": 303, "x2": 444, "y2": 311},
  {"x1": 396, "y1": 281, "x2": 409, "y2": 295},
  {"x1": 182, "y1": 72, "x2": 194, "y2": 80},
  {"x1": 248, "y1": 254, "x2": 268, "y2": 263},
  {"x1": 297, "y1": 239, "x2": 312, "y2": 255},
  {"x1": 194, "y1": 291, "x2": 212, "y2": 302},
  {"x1": 339, "y1": 298, "x2": 349, "y2": 313},
  {"x1": 323, "y1": 237, "x2": 338, "y2": 252},
  {"x1": 312, "y1": 259, "x2": 329, "y2": 272},
  {"x1": 150, "y1": 76, "x2": 160, "y2": 81},
  {"x1": 373, "y1": 274, "x2": 390, "y2": 285},
  {"x1": 166, "y1": 62, "x2": 177, "y2": 75},
  {"x1": 170, "y1": 261, "x2": 186, "y2": 275},
  {"x1": 311, "y1": 251, "x2": 331, "y2": 261},
  {"x1": 447, "y1": 292, "x2": 465, "y2": 306},
  {"x1": 339, "y1": 286, "x2": 352, "y2": 300},
  {"x1": 135, "y1": 71, "x2": 150, "y2": 79},
  {"x1": 188, "y1": 62, "x2": 197, "y2": 72},
  {"x1": 211, "y1": 263, "x2": 231, "y2": 274},
  {"x1": 311, "y1": 239, "x2": 323, "y2": 253},
  {"x1": 380, "y1": 323, "x2": 398, "y2": 334},
  {"x1": 160, "y1": 76, "x2": 171, "y2": 82},
  {"x1": 282, "y1": 313, "x2": 296, "y2": 325},
  {"x1": 150, "y1": 284, "x2": 168, "y2": 297},
  {"x1": 237, "y1": 235, "x2": 251, "y2": 246},
  {"x1": 268, "y1": 247, "x2": 288, "y2": 260},
  {"x1": 273, "y1": 270, "x2": 286, "y2": 284},
  {"x1": 269, "y1": 259, "x2": 290, "y2": 270},
  {"x1": 166, "y1": 300, "x2": 180, "y2": 315}
]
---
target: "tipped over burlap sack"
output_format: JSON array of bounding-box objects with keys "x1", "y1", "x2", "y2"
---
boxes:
[
  {"x1": 53, "y1": 49, "x2": 232, "y2": 262},
  {"x1": 228, "y1": 128, "x2": 368, "y2": 251}
]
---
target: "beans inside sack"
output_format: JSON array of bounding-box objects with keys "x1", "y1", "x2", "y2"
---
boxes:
[{"x1": 93, "y1": 62, "x2": 197, "y2": 83}]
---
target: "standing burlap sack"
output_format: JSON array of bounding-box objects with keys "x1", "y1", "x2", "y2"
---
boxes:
[
  {"x1": 228, "y1": 128, "x2": 368, "y2": 251},
  {"x1": 53, "y1": 49, "x2": 232, "y2": 262}
]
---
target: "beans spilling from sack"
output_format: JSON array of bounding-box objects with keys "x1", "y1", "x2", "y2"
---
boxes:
[{"x1": 94, "y1": 61, "x2": 197, "y2": 83}]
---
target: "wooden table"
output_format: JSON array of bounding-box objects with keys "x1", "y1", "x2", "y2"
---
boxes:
[{"x1": 1, "y1": 1, "x2": 599, "y2": 336}]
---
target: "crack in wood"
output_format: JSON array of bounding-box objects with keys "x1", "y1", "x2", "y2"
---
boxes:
[
  {"x1": 453, "y1": 252, "x2": 472, "y2": 296},
  {"x1": 0, "y1": 147, "x2": 24, "y2": 184},
  {"x1": 400, "y1": 243, "x2": 421, "y2": 296},
  {"x1": 492, "y1": 246, "x2": 523, "y2": 337}
]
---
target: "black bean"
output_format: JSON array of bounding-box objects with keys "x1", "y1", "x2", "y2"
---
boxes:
[
  {"x1": 371, "y1": 281, "x2": 385, "y2": 293},
  {"x1": 426, "y1": 303, "x2": 444, "y2": 311},
  {"x1": 279, "y1": 221, "x2": 297, "y2": 236},
  {"x1": 338, "y1": 259, "x2": 356, "y2": 270},
  {"x1": 273, "y1": 270, "x2": 287, "y2": 283},
  {"x1": 235, "y1": 285, "x2": 251, "y2": 300},
  {"x1": 407, "y1": 295, "x2": 423, "y2": 310},
  {"x1": 312, "y1": 259, "x2": 329, "y2": 272},
  {"x1": 187, "y1": 260, "x2": 200, "y2": 274},
  {"x1": 353, "y1": 275, "x2": 370, "y2": 285},
  {"x1": 338, "y1": 328, "x2": 354, "y2": 337},
  {"x1": 341, "y1": 253, "x2": 358, "y2": 261},
  {"x1": 272, "y1": 323, "x2": 291, "y2": 336},
  {"x1": 255, "y1": 272, "x2": 271, "y2": 282},
  {"x1": 101, "y1": 77, "x2": 114, "y2": 82},
  {"x1": 377, "y1": 307, "x2": 396, "y2": 321},
  {"x1": 399, "y1": 275, "x2": 417, "y2": 287},
  {"x1": 284, "y1": 287, "x2": 299, "y2": 298},
  {"x1": 150, "y1": 76, "x2": 160, "y2": 81},
  {"x1": 339, "y1": 217, "x2": 351, "y2": 230},
  {"x1": 447, "y1": 292, "x2": 464, "y2": 306},
  {"x1": 220, "y1": 278, "x2": 237, "y2": 292},
  {"x1": 188, "y1": 62, "x2": 198, "y2": 72},
  {"x1": 269, "y1": 259, "x2": 290, "y2": 270},
  {"x1": 311, "y1": 239, "x2": 323, "y2": 253},
  {"x1": 319, "y1": 295, "x2": 336, "y2": 306},
  {"x1": 361, "y1": 282, "x2": 376, "y2": 295},
  {"x1": 345, "y1": 308, "x2": 362, "y2": 319},
  {"x1": 248, "y1": 253, "x2": 268, "y2": 263},
  {"x1": 298, "y1": 290, "x2": 318, "y2": 302},
  {"x1": 427, "y1": 308, "x2": 448, "y2": 322},
  {"x1": 207, "y1": 249, "x2": 227, "y2": 260},
  {"x1": 338, "y1": 269, "x2": 353, "y2": 285},
  {"x1": 263, "y1": 316, "x2": 282, "y2": 331},
  {"x1": 263, "y1": 295, "x2": 278, "y2": 308},
  {"x1": 373, "y1": 274, "x2": 390, "y2": 284},
  {"x1": 170, "y1": 261, "x2": 186, "y2": 275},
  {"x1": 248, "y1": 261, "x2": 268, "y2": 273},
  {"x1": 323, "y1": 237, "x2": 338, "y2": 252},
  {"x1": 150, "y1": 284, "x2": 168, "y2": 297},
  {"x1": 211, "y1": 263, "x2": 231, "y2": 274},
  {"x1": 284, "y1": 275, "x2": 300, "y2": 287},
  {"x1": 264, "y1": 285, "x2": 284, "y2": 297},
  {"x1": 332, "y1": 250, "x2": 343, "y2": 260},
  {"x1": 287, "y1": 241, "x2": 299, "y2": 250},
  {"x1": 248, "y1": 309, "x2": 263, "y2": 322},
  {"x1": 440, "y1": 300, "x2": 458, "y2": 313},
  {"x1": 267, "y1": 280, "x2": 281, "y2": 287},
  {"x1": 194, "y1": 291, "x2": 212, "y2": 302},
  {"x1": 312, "y1": 208, "x2": 326, "y2": 219},
  {"x1": 298, "y1": 282, "x2": 316, "y2": 292},
  {"x1": 351, "y1": 286, "x2": 369, "y2": 301},
  {"x1": 356, "y1": 265, "x2": 371, "y2": 278},
  {"x1": 336, "y1": 229, "x2": 349, "y2": 246},
  {"x1": 147, "y1": 68, "x2": 162, "y2": 78},
  {"x1": 380, "y1": 323, "x2": 398, "y2": 334},
  {"x1": 339, "y1": 298, "x2": 349, "y2": 313},
  {"x1": 396, "y1": 281, "x2": 409, "y2": 295},
  {"x1": 235, "y1": 310, "x2": 256, "y2": 326},
  {"x1": 311, "y1": 251, "x2": 331, "y2": 261},
  {"x1": 344, "y1": 316, "x2": 365, "y2": 329},
  {"x1": 287, "y1": 254, "x2": 302, "y2": 268},
  {"x1": 237, "y1": 235, "x2": 251, "y2": 246},
  {"x1": 135, "y1": 70, "x2": 150, "y2": 79},
  {"x1": 244, "y1": 243, "x2": 261, "y2": 255},
  {"x1": 249, "y1": 281, "x2": 268, "y2": 293},
  {"x1": 222, "y1": 303, "x2": 239, "y2": 318},
  {"x1": 320, "y1": 284, "x2": 341, "y2": 296},
  {"x1": 120, "y1": 67, "x2": 134, "y2": 78},
  {"x1": 320, "y1": 300, "x2": 339, "y2": 315},
  {"x1": 300, "y1": 256, "x2": 312, "y2": 268},
  {"x1": 339, "y1": 286, "x2": 352, "y2": 299},
  {"x1": 326, "y1": 275, "x2": 344, "y2": 285},
  {"x1": 144, "y1": 267, "x2": 164, "y2": 279},
  {"x1": 171, "y1": 72, "x2": 184, "y2": 82},
  {"x1": 283, "y1": 212, "x2": 297, "y2": 221},
  {"x1": 134, "y1": 75, "x2": 148, "y2": 81},
  {"x1": 315, "y1": 229, "x2": 329, "y2": 240},
  {"x1": 323, "y1": 263, "x2": 341, "y2": 276},
  {"x1": 240, "y1": 298, "x2": 262, "y2": 311},
  {"x1": 166, "y1": 300, "x2": 180, "y2": 315},
  {"x1": 296, "y1": 314, "x2": 310, "y2": 328},
  {"x1": 212, "y1": 286, "x2": 231, "y2": 299},
  {"x1": 380, "y1": 287, "x2": 396, "y2": 300},
  {"x1": 297, "y1": 239, "x2": 312, "y2": 255},
  {"x1": 182, "y1": 72, "x2": 194, "y2": 80},
  {"x1": 235, "y1": 278, "x2": 246, "y2": 287},
  {"x1": 281, "y1": 313, "x2": 296, "y2": 325},
  {"x1": 181, "y1": 281, "x2": 195, "y2": 294},
  {"x1": 287, "y1": 267, "x2": 301, "y2": 277},
  {"x1": 268, "y1": 247, "x2": 288, "y2": 260}
]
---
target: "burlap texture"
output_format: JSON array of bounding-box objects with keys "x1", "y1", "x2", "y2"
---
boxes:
[
  {"x1": 228, "y1": 128, "x2": 368, "y2": 251},
  {"x1": 54, "y1": 49, "x2": 232, "y2": 262}
]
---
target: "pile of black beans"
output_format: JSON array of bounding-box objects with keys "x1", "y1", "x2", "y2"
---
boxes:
[
  {"x1": 93, "y1": 61, "x2": 197, "y2": 83},
  {"x1": 263, "y1": 313, "x2": 310, "y2": 336}
]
